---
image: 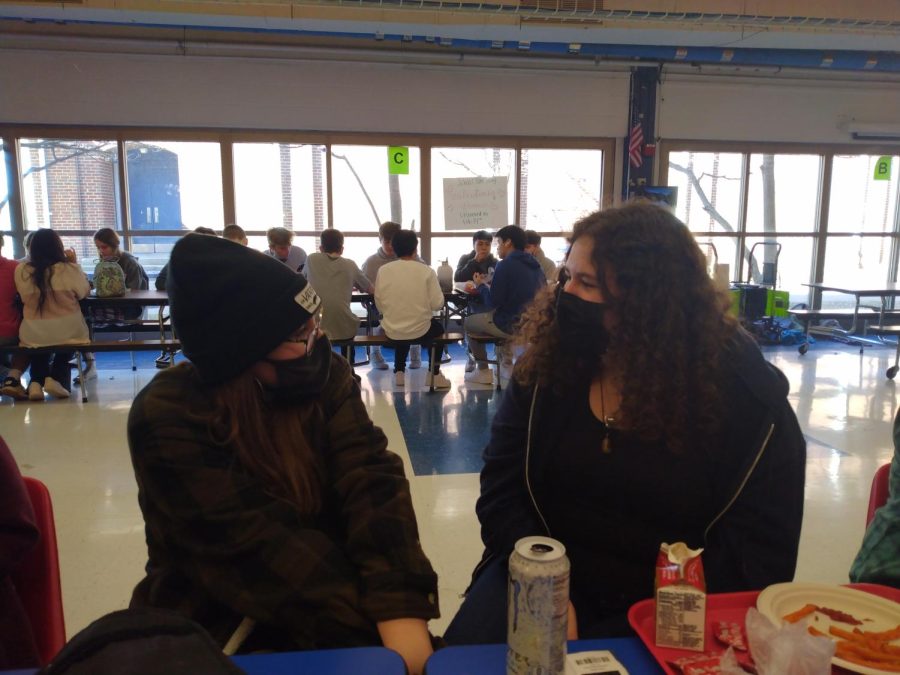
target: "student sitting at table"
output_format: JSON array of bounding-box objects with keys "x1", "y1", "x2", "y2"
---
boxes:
[
  {"x1": 524, "y1": 229, "x2": 559, "y2": 284},
  {"x1": 362, "y1": 221, "x2": 423, "y2": 371},
  {"x1": 374, "y1": 230, "x2": 450, "y2": 390},
  {"x1": 463, "y1": 225, "x2": 544, "y2": 386},
  {"x1": 444, "y1": 203, "x2": 806, "y2": 644},
  {"x1": 304, "y1": 228, "x2": 374, "y2": 342},
  {"x1": 78, "y1": 227, "x2": 152, "y2": 383},
  {"x1": 222, "y1": 223, "x2": 248, "y2": 246},
  {"x1": 127, "y1": 234, "x2": 439, "y2": 675},
  {"x1": 14, "y1": 229, "x2": 91, "y2": 400},
  {"x1": 454, "y1": 230, "x2": 497, "y2": 283},
  {"x1": 850, "y1": 406, "x2": 900, "y2": 588},
  {"x1": 265, "y1": 226, "x2": 307, "y2": 273},
  {"x1": 0, "y1": 231, "x2": 28, "y2": 400}
]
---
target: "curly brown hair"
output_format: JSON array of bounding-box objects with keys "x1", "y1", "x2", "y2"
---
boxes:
[{"x1": 513, "y1": 202, "x2": 739, "y2": 453}]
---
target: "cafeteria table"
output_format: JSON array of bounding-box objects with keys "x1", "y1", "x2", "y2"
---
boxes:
[
  {"x1": 424, "y1": 637, "x2": 663, "y2": 674},
  {"x1": 0, "y1": 646, "x2": 406, "y2": 675}
]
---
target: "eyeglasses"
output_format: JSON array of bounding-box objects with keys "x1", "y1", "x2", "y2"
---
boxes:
[{"x1": 288, "y1": 311, "x2": 321, "y2": 354}]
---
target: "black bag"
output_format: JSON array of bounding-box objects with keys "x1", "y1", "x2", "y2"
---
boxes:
[{"x1": 39, "y1": 608, "x2": 246, "y2": 674}]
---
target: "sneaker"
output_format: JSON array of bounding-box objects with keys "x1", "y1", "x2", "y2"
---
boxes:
[
  {"x1": 394, "y1": 371, "x2": 405, "y2": 387},
  {"x1": 43, "y1": 377, "x2": 70, "y2": 399},
  {"x1": 464, "y1": 368, "x2": 493, "y2": 385},
  {"x1": 73, "y1": 360, "x2": 97, "y2": 386},
  {"x1": 429, "y1": 372, "x2": 451, "y2": 390},
  {"x1": 371, "y1": 348, "x2": 389, "y2": 371},
  {"x1": 465, "y1": 354, "x2": 476, "y2": 373},
  {"x1": 409, "y1": 345, "x2": 422, "y2": 369},
  {"x1": 0, "y1": 377, "x2": 28, "y2": 401},
  {"x1": 28, "y1": 381, "x2": 44, "y2": 401},
  {"x1": 155, "y1": 352, "x2": 172, "y2": 368}
]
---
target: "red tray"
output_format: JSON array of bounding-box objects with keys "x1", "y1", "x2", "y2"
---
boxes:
[
  {"x1": 627, "y1": 584, "x2": 900, "y2": 675},
  {"x1": 628, "y1": 590, "x2": 759, "y2": 675}
]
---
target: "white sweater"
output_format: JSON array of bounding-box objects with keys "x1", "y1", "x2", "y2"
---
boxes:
[
  {"x1": 374, "y1": 259, "x2": 444, "y2": 340},
  {"x1": 15, "y1": 261, "x2": 91, "y2": 347}
]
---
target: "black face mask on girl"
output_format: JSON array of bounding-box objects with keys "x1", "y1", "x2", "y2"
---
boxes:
[
  {"x1": 555, "y1": 289, "x2": 611, "y2": 365},
  {"x1": 262, "y1": 334, "x2": 332, "y2": 403}
]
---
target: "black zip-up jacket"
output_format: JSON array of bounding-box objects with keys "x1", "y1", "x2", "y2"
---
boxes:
[{"x1": 475, "y1": 329, "x2": 806, "y2": 614}]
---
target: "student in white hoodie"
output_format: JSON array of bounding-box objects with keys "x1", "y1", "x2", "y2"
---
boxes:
[
  {"x1": 14, "y1": 229, "x2": 90, "y2": 400},
  {"x1": 374, "y1": 231, "x2": 450, "y2": 390}
]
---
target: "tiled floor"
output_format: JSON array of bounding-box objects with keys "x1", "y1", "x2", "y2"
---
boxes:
[{"x1": 0, "y1": 340, "x2": 895, "y2": 640}]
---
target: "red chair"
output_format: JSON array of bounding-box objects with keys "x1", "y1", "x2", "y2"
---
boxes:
[
  {"x1": 12, "y1": 477, "x2": 66, "y2": 665},
  {"x1": 865, "y1": 463, "x2": 892, "y2": 528}
]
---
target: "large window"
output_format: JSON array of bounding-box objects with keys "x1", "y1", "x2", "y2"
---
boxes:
[
  {"x1": 234, "y1": 142, "x2": 327, "y2": 233},
  {"x1": 19, "y1": 138, "x2": 121, "y2": 262},
  {"x1": 828, "y1": 155, "x2": 898, "y2": 234},
  {"x1": 124, "y1": 141, "x2": 223, "y2": 276},
  {"x1": 746, "y1": 154, "x2": 820, "y2": 234},
  {"x1": 668, "y1": 151, "x2": 744, "y2": 235},
  {"x1": 519, "y1": 148, "x2": 603, "y2": 232},
  {"x1": 0, "y1": 129, "x2": 614, "y2": 278},
  {"x1": 331, "y1": 145, "x2": 420, "y2": 233}
]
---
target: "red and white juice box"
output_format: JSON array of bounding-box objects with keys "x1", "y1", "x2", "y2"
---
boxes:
[{"x1": 654, "y1": 542, "x2": 707, "y2": 652}]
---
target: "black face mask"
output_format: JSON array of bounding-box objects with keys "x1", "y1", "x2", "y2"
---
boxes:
[
  {"x1": 262, "y1": 334, "x2": 332, "y2": 403},
  {"x1": 555, "y1": 289, "x2": 611, "y2": 366}
]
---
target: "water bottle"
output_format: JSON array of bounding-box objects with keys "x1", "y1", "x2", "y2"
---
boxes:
[{"x1": 437, "y1": 258, "x2": 453, "y2": 293}]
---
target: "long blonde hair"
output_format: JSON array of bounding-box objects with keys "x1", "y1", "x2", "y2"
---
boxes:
[{"x1": 211, "y1": 369, "x2": 323, "y2": 512}]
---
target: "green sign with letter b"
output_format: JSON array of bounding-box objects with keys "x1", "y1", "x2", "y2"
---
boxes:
[{"x1": 874, "y1": 156, "x2": 892, "y2": 181}]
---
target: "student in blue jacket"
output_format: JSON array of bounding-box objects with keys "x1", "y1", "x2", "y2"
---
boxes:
[
  {"x1": 446, "y1": 202, "x2": 806, "y2": 643},
  {"x1": 463, "y1": 225, "x2": 544, "y2": 385}
]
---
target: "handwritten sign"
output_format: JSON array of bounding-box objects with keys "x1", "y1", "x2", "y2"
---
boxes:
[{"x1": 443, "y1": 176, "x2": 509, "y2": 231}]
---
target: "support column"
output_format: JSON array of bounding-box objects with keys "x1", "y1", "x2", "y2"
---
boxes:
[{"x1": 622, "y1": 67, "x2": 659, "y2": 201}]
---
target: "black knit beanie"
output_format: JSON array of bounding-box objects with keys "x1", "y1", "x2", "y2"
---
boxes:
[{"x1": 167, "y1": 234, "x2": 321, "y2": 384}]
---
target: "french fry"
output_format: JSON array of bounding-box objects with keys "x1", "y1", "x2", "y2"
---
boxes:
[
  {"x1": 782, "y1": 603, "x2": 818, "y2": 623},
  {"x1": 830, "y1": 623, "x2": 900, "y2": 672}
]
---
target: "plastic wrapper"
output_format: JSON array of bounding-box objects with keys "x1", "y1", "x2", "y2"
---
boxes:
[{"x1": 718, "y1": 608, "x2": 835, "y2": 675}]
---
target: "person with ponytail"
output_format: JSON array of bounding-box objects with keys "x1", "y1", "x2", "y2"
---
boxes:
[
  {"x1": 14, "y1": 229, "x2": 90, "y2": 400},
  {"x1": 126, "y1": 234, "x2": 438, "y2": 674},
  {"x1": 445, "y1": 202, "x2": 806, "y2": 644}
]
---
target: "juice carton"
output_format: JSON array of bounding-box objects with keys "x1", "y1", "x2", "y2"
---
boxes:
[{"x1": 654, "y1": 542, "x2": 707, "y2": 652}]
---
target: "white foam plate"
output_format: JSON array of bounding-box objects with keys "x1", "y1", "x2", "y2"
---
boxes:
[{"x1": 757, "y1": 582, "x2": 900, "y2": 675}]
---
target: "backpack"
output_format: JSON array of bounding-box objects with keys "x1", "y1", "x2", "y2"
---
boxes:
[
  {"x1": 39, "y1": 608, "x2": 246, "y2": 674},
  {"x1": 93, "y1": 258, "x2": 127, "y2": 298}
]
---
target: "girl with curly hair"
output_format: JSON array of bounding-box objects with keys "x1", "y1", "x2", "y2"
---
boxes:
[{"x1": 445, "y1": 202, "x2": 806, "y2": 643}]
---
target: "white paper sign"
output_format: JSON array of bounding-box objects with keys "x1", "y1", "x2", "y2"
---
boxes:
[{"x1": 443, "y1": 176, "x2": 509, "y2": 231}]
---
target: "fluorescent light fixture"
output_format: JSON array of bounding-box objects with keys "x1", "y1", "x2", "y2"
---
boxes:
[{"x1": 848, "y1": 122, "x2": 900, "y2": 141}]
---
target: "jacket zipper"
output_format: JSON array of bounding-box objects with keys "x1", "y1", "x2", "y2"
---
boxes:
[
  {"x1": 703, "y1": 422, "x2": 775, "y2": 542},
  {"x1": 525, "y1": 384, "x2": 552, "y2": 537}
]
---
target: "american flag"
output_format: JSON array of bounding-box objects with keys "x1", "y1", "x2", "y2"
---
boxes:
[{"x1": 628, "y1": 121, "x2": 644, "y2": 168}]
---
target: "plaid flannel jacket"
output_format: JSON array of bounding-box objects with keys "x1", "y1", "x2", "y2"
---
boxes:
[{"x1": 127, "y1": 354, "x2": 439, "y2": 650}]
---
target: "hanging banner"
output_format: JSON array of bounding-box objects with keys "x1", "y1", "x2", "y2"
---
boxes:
[
  {"x1": 443, "y1": 176, "x2": 508, "y2": 231},
  {"x1": 388, "y1": 147, "x2": 409, "y2": 175},
  {"x1": 874, "y1": 156, "x2": 892, "y2": 181}
]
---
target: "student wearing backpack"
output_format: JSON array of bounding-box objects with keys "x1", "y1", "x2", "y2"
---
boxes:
[
  {"x1": 14, "y1": 229, "x2": 91, "y2": 399},
  {"x1": 128, "y1": 235, "x2": 439, "y2": 675},
  {"x1": 79, "y1": 228, "x2": 151, "y2": 382},
  {"x1": 93, "y1": 228, "x2": 149, "y2": 293}
]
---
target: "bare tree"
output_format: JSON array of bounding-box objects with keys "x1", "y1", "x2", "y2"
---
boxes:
[{"x1": 669, "y1": 155, "x2": 779, "y2": 284}]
